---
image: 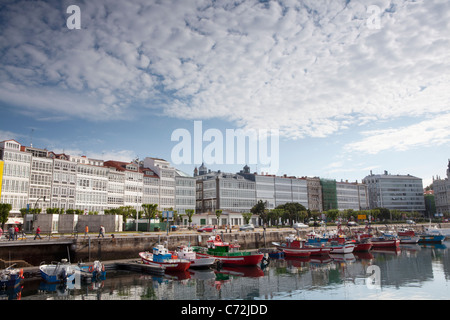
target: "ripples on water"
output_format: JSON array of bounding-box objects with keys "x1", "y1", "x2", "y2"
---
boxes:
[{"x1": 5, "y1": 241, "x2": 450, "y2": 301}]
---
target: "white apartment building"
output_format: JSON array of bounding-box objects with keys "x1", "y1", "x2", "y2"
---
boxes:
[
  {"x1": 104, "y1": 161, "x2": 143, "y2": 212},
  {"x1": 237, "y1": 166, "x2": 309, "y2": 210},
  {"x1": 72, "y1": 156, "x2": 109, "y2": 214},
  {"x1": 175, "y1": 169, "x2": 196, "y2": 215},
  {"x1": 48, "y1": 152, "x2": 77, "y2": 210},
  {"x1": 142, "y1": 168, "x2": 160, "y2": 207},
  {"x1": 0, "y1": 140, "x2": 31, "y2": 214},
  {"x1": 0, "y1": 139, "x2": 196, "y2": 218},
  {"x1": 26, "y1": 146, "x2": 53, "y2": 212},
  {"x1": 106, "y1": 166, "x2": 125, "y2": 209},
  {"x1": 433, "y1": 160, "x2": 450, "y2": 215},
  {"x1": 144, "y1": 157, "x2": 176, "y2": 210},
  {"x1": 363, "y1": 171, "x2": 425, "y2": 213},
  {"x1": 195, "y1": 166, "x2": 257, "y2": 213},
  {"x1": 336, "y1": 180, "x2": 369, "y2": 211}
]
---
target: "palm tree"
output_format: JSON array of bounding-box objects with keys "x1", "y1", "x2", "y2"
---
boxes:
[
  {"x1": 142, "y1": 204, "x2": 158, "y2": 232},
  {"x1": 215, "y1": 209, "x2": 222, "y2": 226},
  {"x1": 185, "y1": 209, "x2": 195, "y2": 228}
]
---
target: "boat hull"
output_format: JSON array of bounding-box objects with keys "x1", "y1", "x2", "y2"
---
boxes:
[
  {"x1": 418, "y1": 235, "x2": 446, "y2": 244},
  {"x1": 303, "y1": 245, "x2": 333, "y2": 256},
  {"x1": 353, "y1": 242, "x2": 373, "y2": 252},
  {"x1": 196, "y1": 252, "x2": 264, "y2": 266},
  {"x1": 175, "y1": 248, "x2": 216, "y2": 268},
  {"x1": 189, "y1": 257, "x2": 217, "y2": 268},
  {"x1": 329, "y1": 243, "x2": 355, "y2": 254},
  {"x1": 399, "y1": 236, "x2": 419, "y2": 244},
  {"x1": 0, "y1": 272, "x2": 23, "y2": 289},
  {"x1": 39, "y1": 265, "x2": 77, "y2": 284},
  {"x1": 139, "y1": 252, "x2": 191, "y2": 272},
  {"x1": 371, "y1": 239, "x2": 400, "y2": 248},
  {"x1": 281, "y1": 248, "x2": 312, "y2": 257}
]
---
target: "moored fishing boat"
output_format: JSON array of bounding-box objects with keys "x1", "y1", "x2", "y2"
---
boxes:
[
  {"x1": 397, "y1": 228, "x2": 419, "y2": 244},
  {"x1": 194, "y1": 235, "x2": 264, "y2": 266},
  {"x1": 417, "y1": 232, "x2": 446, "y2": 244},
  {"x1": 140, "y1": 245, "x2": 191, "y2": 272},
  {"x1": 0, "y1": 265, "x2": 23, "y2": 290},
  {"x1": 370, "y1": 236, "x2": 400, "y2": 248},
  {"x1": 350, "y1": 238, "x2": 373, "y2": 251},
  {"x1": 78, "y1": 260, "x2": 106, "y2": 281},
  {"x1": 326, "y1": 241, "x2": 355, "y2": 254},
  {"x1": 273, "y1": 235, "x2": 331, "y2": 257},
  {"x1": 175, "y1": 245, "x2": 216, "y2": 268},
  {"x1": 39, "y1": 259, "x2": 78, "y2": 284}
]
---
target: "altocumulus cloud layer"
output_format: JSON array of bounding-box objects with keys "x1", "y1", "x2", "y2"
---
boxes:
[{"x1": 1, "y1": 0, "x2": 450, "y2": 150}]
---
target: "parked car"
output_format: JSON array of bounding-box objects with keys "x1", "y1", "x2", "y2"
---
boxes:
[
  {"x1": 406, "y1": 220, "x2": 416, "y2": 225},
  {"x1": 293, "y1": 222, "x2": 308, "y2": 229},
  {"x1": 197, "y1": 225, "x2": 215, "y2": 233},
  {"x1": 239, "y1": 224, "x2": 255, "y2": 231},
  {"x1": 308, "y1": 219, "x2": 325, "y2": 227},
  {"x1": 347, "y1": 221, "x2": 358, "y2": 227}
]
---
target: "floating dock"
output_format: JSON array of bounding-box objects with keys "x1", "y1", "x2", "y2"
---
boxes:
[{"x1": 19, "y1": 258, "x2": 165, "y2": 281}]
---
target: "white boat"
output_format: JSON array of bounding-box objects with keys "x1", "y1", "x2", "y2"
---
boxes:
[
  {"x1": 39, "y1": 259, "x2": 78, "y2": 284},
  {"x1": 327, "y1": 241, "x2": 355, "y2": 254},
  {"x1": 175, "y1": 245, "x2": 216, "y2": 268}
]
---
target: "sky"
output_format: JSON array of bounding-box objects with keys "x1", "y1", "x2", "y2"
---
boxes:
[{"x1": 1, "y1": 0, "x2": 449, "y2": 187}]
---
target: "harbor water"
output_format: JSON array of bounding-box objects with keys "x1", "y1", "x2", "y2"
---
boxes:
[{"x1": 5, "y1": 240, "x2": 450, "y2": 301}]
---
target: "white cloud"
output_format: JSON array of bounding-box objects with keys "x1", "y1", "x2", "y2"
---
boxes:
[
  {"x1": 1, "y1": 0, "x2": 449, "y2": 146},
  {"x1": 345, "y1": 113, "x2": 450, "y2": 154}
]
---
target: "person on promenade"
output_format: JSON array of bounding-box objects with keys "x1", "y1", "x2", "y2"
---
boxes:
[
  {"x1": 34, "y1": 226, "x2": 42, "y2": 240},
  {"x1": 14, "y1": 225, "x2": 19, "y2": 240},
  {"x1": 84, "y1": 225, "x2": 89, "y2": 238},
  {"x1": 98, "y1": 225, "x2": 105, "y2": 238},
  {"x1": 8, "y1": 226, "x2": 15, "y2": 241},
  {"x1": 0, "y1": 227, "x2": 3, "y2": 240}
]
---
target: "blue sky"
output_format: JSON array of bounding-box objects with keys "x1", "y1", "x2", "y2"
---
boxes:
[{"x1": 1, "y1": 0, "x2": 450, "y2": 187}]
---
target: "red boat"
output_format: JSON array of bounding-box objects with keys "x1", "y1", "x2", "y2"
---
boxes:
[
  {"x1": 140, "y1": 245, "x2": 191, "y2": 272},
  {"x1": 370, "y1": 237, "x2": 400, "y2": 248},
  {"x1": 194, "y1": 236, "x2": 264, "y2": 266},
  {"x1": 352, "y1": 240, "x2": 373, "y2": 252},
  {"x1": 273, "y1": 236, "x2": 332, "y2": 257}
]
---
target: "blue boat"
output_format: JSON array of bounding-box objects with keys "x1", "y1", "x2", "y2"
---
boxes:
[
  {"x1": 0, "y1": 265, "x2": 23, "y2": 290},
  {"x1": 418, "y1": 227, "x2": 446, "y2": 244},
  {"x1": 418, "y1": 233, "x2": 446, "y2": 244},
  {"x1": 39, "y1": 259, "x2": 78, "y2": 284}
]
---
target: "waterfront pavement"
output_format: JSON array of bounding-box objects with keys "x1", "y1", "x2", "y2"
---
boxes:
[{"x1": 1, "y1": 222, "x2": 447, "y2": 246}]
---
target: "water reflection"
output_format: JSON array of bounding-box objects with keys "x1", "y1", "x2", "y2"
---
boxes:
[{"x1": 11, "y1": 242, "x2": 450, "y2": 300}]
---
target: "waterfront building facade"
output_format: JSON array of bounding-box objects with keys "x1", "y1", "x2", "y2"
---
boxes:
[
  {"x1": 48, "y1": 152, "x2": 77, "y2": 210},
  {"x1": 320, "y1": 178, "x2": 369, "y2": 212},
  {"x1": 0, "y1": 140, "x2": 31, "y2": 213},
  {"x1": 175, "y1": 169, "x2": 196, "y2": 215},
  {"x1": 363, "y1": 171, "x2": 425, "y2": 213},
  {"x1": 306, "y1": 177, "x2": 323, "y2": 212},
  {"x1": 25, "y1": 146, "x2": 53, "y2": 212},
  {"x1": 433, "y1": 160, "x2": 450, "y2": 215},
  {"x1": 336, "y1": 180, "x2": 369, "y2": 211},
  {"x1": 195, "y1": 166, "x2": 256, "y2": 213},
  {"x1": 144, "y1": 157, "x2": 176, "y2": 209},
  {"x1": 196, "y1": 164, "x2": 311, "y2": 214},
  {"x1": 73, "y1": 156, "x2": 109, "y2": 214},
  {"x1": 0, "y1": 139, "x2": 196, "y2": 218}
]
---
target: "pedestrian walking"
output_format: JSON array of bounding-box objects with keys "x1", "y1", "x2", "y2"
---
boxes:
[
  {"x1": 98, "y1": 225, "x2": 105, "y2": 238},
  {"x1": 34, "y1": 226, "x2": 42, "y2": 240},
  {"x1": 9, "y1": 226, "x2": 15, "y2": 241},
  {"x1": 84, "y1": 225, "x2": 89, "y2": 238},
  {"x1": 14, "y1": 225, "x2": 19, "y2": 240},
  {"x1": 0, "y1": 227, "x2": 3, "y2": 240}
]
